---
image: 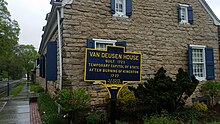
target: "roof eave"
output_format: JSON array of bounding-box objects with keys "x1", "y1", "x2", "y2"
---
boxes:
[
  {"x1": 38, "y1": 2, "x2": 62, "y2": 54},
  {"x1": 199, "y1": 0, "x2": 220, "y2": 26}
]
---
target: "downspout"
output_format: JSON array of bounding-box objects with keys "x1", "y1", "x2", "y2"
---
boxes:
[
  {"x1": 57, "y1": 9, "x2": 62, "y2": 90},
  {"x1": 56, "y1": 0, "x2": 73, "y2": 91}
]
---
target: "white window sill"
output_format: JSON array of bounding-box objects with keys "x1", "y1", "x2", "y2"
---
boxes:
[
  {"x1": 195, "y1": 77, "x2": 206, "y2": 81},
  {"x1": 113, "y1": 13, "x2": 128, "y2": 18},
  {"x1": 179, "y1": 21, "x2": 189, "y2": 25}
]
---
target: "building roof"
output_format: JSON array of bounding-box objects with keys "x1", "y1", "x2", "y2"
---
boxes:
[{"x1": 199, "y1": 0, "x2": 220, "y2": 26}]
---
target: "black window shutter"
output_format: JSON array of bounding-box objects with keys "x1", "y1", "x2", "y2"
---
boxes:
[
  {"x1": 46, "y1": 42, "x2": 57, "y2": 81},
  {"x1": 111, "y1": 0, "x2": 115, "y2": 15},
  {"x1": 115, "y1": 41, "x2": 126, "y2": 51},
  {"x1": 126, "y1": 0, "x2": 132, "y2": 16},
  {"x1": 87, "y1": 39, "x2": 95, "y2": 48},
  {"x1": 188, "y1": 46, "x2": 193, "y2": 78},
  {"x1": 40, "y1": 55, "x2": 46, "y2": 78},
  {"x1": 177, "y1": 4, "x2": 181, "y2": 23},
  {"x1": 188, "y1": 6, "x2": 193, "y2": 24},
  {"x1": 42, "y1": 56, "x2": 46, "y2": 78},
  {"x1": 39, "y1": 56, "x2": 43, "y2": 77},
  {"x1": 205, "y1": 47, "x2": 215, "y2": 80}
]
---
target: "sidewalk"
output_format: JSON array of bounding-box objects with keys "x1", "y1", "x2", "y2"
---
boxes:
[{"x1": 0, "y1": 82, "x2": 42, "y2": 124}]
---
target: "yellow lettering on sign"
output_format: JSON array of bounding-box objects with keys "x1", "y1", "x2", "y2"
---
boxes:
[
  {"x1": 101, "y1": 53, "x2": 122, "y2": 59},
  {"x1": 123, "y1": 55, "x2": 139, "y2": 61},
  {"x1": 89, "y1": 52, "x2": 100, "y2": 57}
]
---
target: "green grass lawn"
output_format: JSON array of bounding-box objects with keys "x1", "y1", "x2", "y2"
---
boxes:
[{"x1": 10, "y1": 82, "x2": 26, "y2": 96}]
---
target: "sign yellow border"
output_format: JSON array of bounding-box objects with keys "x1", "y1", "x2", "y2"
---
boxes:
[{"x1": 84, "y1": 45, "x2": 142, "y2": 98}]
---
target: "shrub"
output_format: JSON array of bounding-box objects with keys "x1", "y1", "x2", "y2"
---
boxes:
[
  {"x1": 57, "y1": 89, "x2": 91, "y2": 124},
  {"x1": 201, "y1": 81, "x2": 220, "y2": 109},
  {"x1": 144, "y1": 114, "x2": 179, "y2": 124},
  {"x1": 33, "y1": 85, "x2": 44, "y2": 93},
  {"x1": 38, "y1": 93, "x2": 67, "y2": 124},
  {"x1": 173, "y1": 107, "x2": 204, "y2": 124},
  {"x1": 30, "y1": 83, "x2": 44, "y2": 93},
  {"x1": 129, "y1": 67, "x2": 199, "y2": 115},
  {"x1": 117, "y1": 87, "x2": 136, "y2": 112},
  {"x1": 47, "y1": 114, "x2": 68, "y2": 124},
  {"x1": 116, "y1": 120, "x2": 128, "y2": 124},
  {"x1": 86, "y1": 113, "x2": 102, "y2": 124},
  {"x1": 57, "y1": 89, "x2": 91, "y2": 111},
  {"x1": 193, "y1": 102, "x2": 208, "y2": 112}
]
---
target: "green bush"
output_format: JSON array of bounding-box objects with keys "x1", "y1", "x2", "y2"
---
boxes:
[
  {"x1": 57, "y1": 89, "x2": 91, "y2": 111},
  {"x1": 144, "y1": 114, "x2": 179, "y2": 124},
  {"x1": 129, "y1": 67, "x2": 199, "y2": 116},
  {"x1": 34, "y1": 86, "x2": 44, "y2": 93},
  {"x1": 201, "y1": 81, "x2": 220, "y2": 109},
  {"x1": 193, "y1": 102, "x2": 208, "y2": 112},
  {"x1": 86, "y1": 113, "x2": 102, "y2": 124},
  {"x1": 116, "y1": 120, "x2": 128, "y2": 124},
  {"x1": 57, "y1": 89, "x2": 91, "y2": 124},
  {"x1": 47, "y1": 114, "x2": 68, "y2": 124},
  {"x1": 30, "y1": 83, "x2": 44, "y2": 93},
  {"x1": 38, "y1": 93, "x2": 67, "y2": 124},
  {"x1": 117, "y1": 87, "x2": 136, "y2": 112},
  {"x1": 173, "y1": 107, "x2": 204, "y2": 124}
]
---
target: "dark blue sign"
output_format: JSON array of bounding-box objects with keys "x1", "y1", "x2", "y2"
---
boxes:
[{"x1": 84, "y1": 46, "x2": 142, "y2": 85}]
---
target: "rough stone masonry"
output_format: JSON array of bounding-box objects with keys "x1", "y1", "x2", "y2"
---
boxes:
[{"x1": 38, "y1": 0, "x2": 220, "y2": 109}]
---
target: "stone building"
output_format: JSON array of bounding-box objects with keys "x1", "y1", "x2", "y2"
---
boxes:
[{"x1": 37, "y1": 0, "x2": 220, "y2": 108}]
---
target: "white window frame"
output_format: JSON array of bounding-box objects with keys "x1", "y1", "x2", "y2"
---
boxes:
[
  {"x1": 179, "y1": 4, "x2": 189, "y2": 24},
  {"x1": 93, "y1": 39, "x2": 117, "y2": 50},
  {"x1": 190, "y1": 45, "x2": 206, "y2": 81},
  {"x1": 113, "y1": 0, "x2": 128, "y2": 18}
]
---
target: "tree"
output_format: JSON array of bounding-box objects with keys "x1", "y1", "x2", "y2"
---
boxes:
[
  {"x1": 17, "y1": 45, "x2": 38, "y2": 80},
  {"x1": 175, "y1": 68, "x2": 199, "y2": 110},
  {"x1": 0, "y1": 0, "x2": 21, "y2": 80},
  {"x1": 129, "y1": 67, "x2": 199, "y2": 115},
  {"x1": 0, "y1": 0, "x2": 20, "y2": 56},
  {"x1": 201, "y1": 81, "x2": 220, "y2": 109}
]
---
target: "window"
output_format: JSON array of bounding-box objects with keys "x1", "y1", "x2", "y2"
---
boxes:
[
  {"x1": 94, "y1": 39, "x2": 116, "y2": 50},
  {"x1": 178, "y1": 4, "x2": 193, "y2": 24},
  {"x1": 111, "y1": 0, "x2": 132, "y2": 17},
  {"x1": 180, "y1": 6, "x2": 188, "y2": 23},
  {"x1": 192, "y1": 46, "x2": 206, "y2": 80},
  {"x1": 188, "y1": 45, "x2": 215, "y2": 81},
  {"x1": 115, "y1": 0, "x2": 126, "y2": 16}
]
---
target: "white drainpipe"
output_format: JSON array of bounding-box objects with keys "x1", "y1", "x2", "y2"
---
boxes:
[{"x1": 57, "y1": 9, "x2": 62, "y2": 90}]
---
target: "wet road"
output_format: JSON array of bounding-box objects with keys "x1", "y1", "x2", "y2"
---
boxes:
[
  {"x1": 0, "y1": 79, "x2": 25, "y2": 88},
  {"x1": 0, "y1": 82, "x2": 30, "y2": 124},
  {"x1": 0, "y1": 79, "x2": 26, "y2": 96}
]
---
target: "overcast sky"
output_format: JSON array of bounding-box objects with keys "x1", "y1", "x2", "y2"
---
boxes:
[{"x1": 5, "y1": 0, "x2": 220, "y2": 51}]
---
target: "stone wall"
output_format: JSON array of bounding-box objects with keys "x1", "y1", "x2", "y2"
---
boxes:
[
  {"x1": 62, "y1": 0, "x2": 219, "y2": 81},
  {"x1": 40, "y1": 0, "x2": 220, "y2": 108}
]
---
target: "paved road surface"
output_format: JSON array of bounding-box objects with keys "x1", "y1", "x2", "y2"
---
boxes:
[{"x1": 0, "y1": 79, "x2": 25, "y2": 88}]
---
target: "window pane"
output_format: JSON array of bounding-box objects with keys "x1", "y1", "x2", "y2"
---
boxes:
[
  {"x1": 193, "y1": 64, "x2": 204, "y2": 77},
  {"x1": 116, "y1": 3, "x2": 119, "y2": 11},
  {"x1": 96, "y1": 43, "x2": 113, "y2": 50},
  {"x1": 181, "y1": 7, "x2": 186, "y2": 21},
  {"x1": 116, "y1": 0, "x2": 124, "y2": 13},
  {"x1": 192, "y1": 49, "x2": 203, "y2": 62}
]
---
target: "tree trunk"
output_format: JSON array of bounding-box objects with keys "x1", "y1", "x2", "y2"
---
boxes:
[{"x1": 27, "y1": 72, "x2": 29, "y2": 80}]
